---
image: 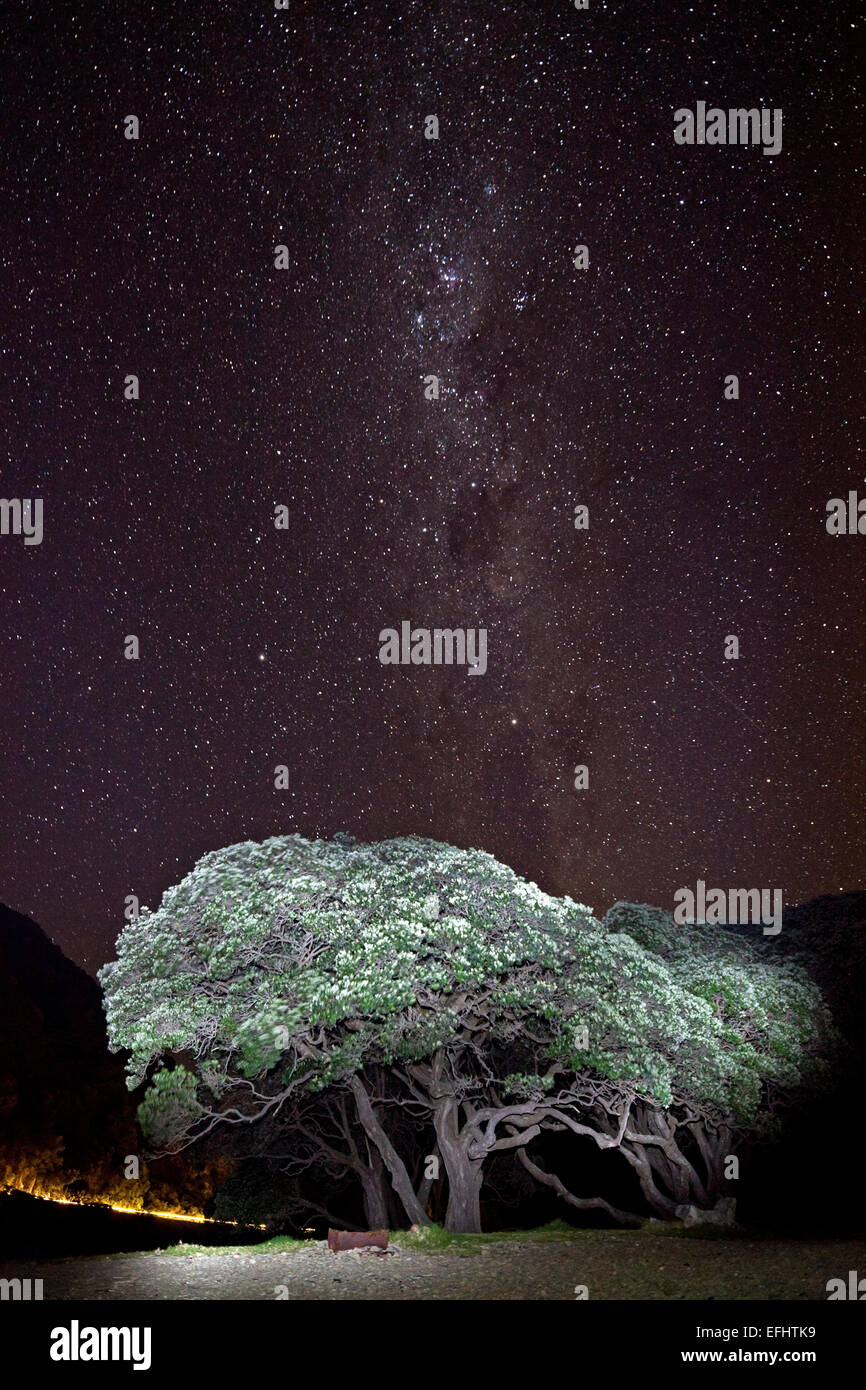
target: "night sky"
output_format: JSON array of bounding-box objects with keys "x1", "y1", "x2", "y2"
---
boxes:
[{"x1": 0, "y1": 1, "x2": 862, "y2": 975}]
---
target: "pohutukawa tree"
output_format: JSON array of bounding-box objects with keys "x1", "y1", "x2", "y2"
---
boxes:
[{"x1": 99, "y1": 834, "x2": 837, "y2": 1232}]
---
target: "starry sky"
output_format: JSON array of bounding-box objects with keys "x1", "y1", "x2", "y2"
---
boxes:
[{"x1": 0, "y1": 0, "x2": 862, "y2": 975}]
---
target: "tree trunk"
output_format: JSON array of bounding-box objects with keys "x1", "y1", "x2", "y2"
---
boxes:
[
  {"x1": 348, "y1": 1074, "x2": 431, "y2": 1226},
  {"x1": 689, "y1": 1120, "x2": 732, "y2": 1206},
  {"x1": 359, "y1": 1159, "x2": 389, "y2": 1230},
  {"x1": 618, "y1": 1140, "x2": 679, "y2": 1218},
  {"x1": 432, "y1": 1096, "x2": 484, "y2": 1232},
  {"x1": 646, "y1": 1144, "x2": 691, "y2": 1205},
  {"x1": 443, "y1": 1159, "x2": 483, "y2": 1233}
]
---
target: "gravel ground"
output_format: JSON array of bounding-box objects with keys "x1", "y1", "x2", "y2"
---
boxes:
[{"x1": 2, "y1": 1232, "x2": 864, "y2": 1300}]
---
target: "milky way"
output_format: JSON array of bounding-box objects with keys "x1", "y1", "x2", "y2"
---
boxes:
[{"x1": 0, "y1": 1, "x2": 862, "y2": 972}]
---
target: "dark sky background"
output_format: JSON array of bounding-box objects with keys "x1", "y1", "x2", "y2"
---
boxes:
[{"x1": 0, "y1": 0, "x2": 862, "y2": 976}]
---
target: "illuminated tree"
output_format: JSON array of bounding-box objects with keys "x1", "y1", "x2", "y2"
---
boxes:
[{"x1": 99, "y1": 835, "x2": 837, "y2": 1232}]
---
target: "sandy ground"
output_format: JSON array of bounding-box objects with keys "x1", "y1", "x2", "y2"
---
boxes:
[{"x1": 2, "y1": 1231, "x2": 864, "y2": 1300}]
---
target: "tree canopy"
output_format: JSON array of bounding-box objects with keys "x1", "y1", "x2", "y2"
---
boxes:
[{"x1": 99, "y1": 834, "x2": 838, "y2": 1231}]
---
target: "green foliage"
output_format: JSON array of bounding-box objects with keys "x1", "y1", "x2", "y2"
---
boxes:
[
  {"x1": 132, "y1": 1234, "x2": 307, "y2": 1259},
  {"x1": 602, "y1": 901, "x2": 839, "y2": 1112},
  {"x1": 137, "y1": 1067, "x2": 202, "y2": 1148},
  {"x1": 392, "y1": 1220, "x2": 581, "y2": 1254},
  {"x1": 99, "y1": 836, "x2": 838, "y2": 1150}
]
